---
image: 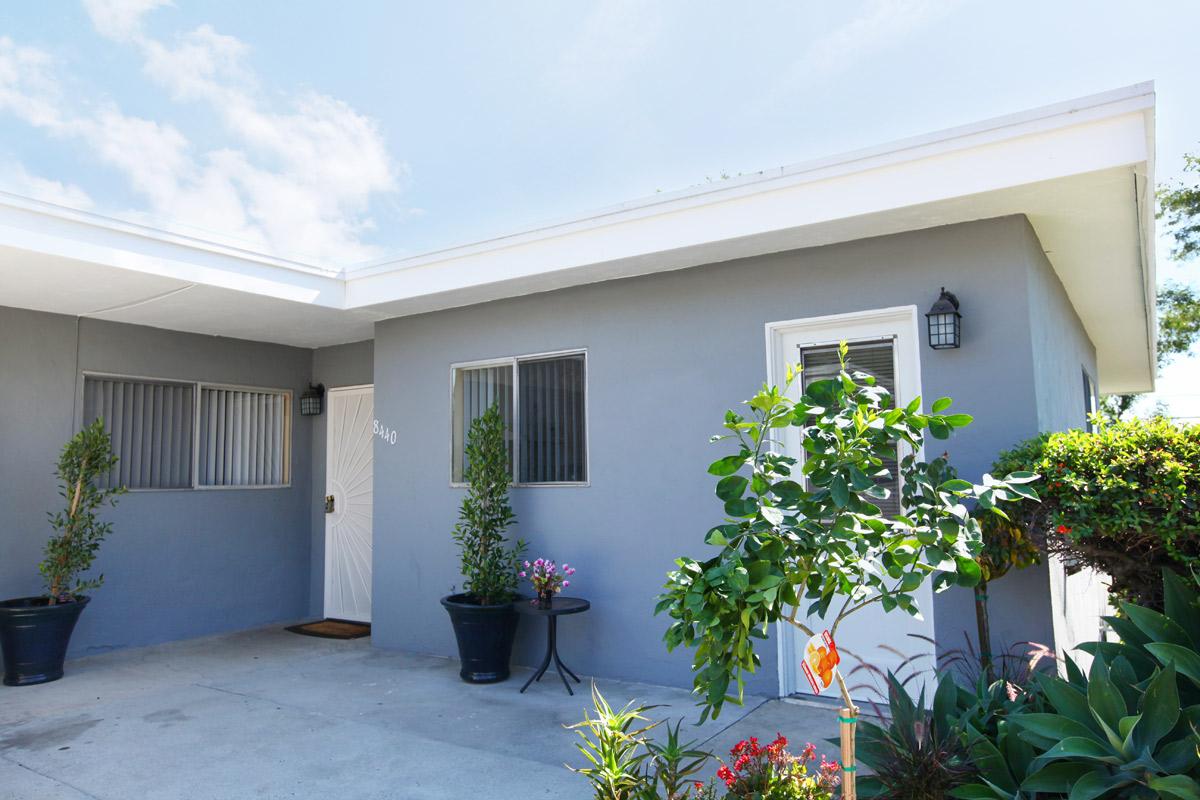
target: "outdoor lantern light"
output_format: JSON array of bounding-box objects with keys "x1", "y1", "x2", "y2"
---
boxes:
[
  {"x1": 925, "y1": 287, "x2": 961, "y2": 350},
  {"x1": 300, "y1": 383, "x2": 325, "y2": 416}
]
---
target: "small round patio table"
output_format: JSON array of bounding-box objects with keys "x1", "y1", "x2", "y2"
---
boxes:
[{"x1": 513, "y1": 596, "x2": 590, "y2": 695}]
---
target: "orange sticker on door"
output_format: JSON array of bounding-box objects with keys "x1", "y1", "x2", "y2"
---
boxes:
[{"x1": 801, "y1": 630, "x2": 840, "y2": 695}]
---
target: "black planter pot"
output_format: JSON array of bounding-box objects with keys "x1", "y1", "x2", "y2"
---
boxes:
[
  {"x1": 441, "y1": 593, "x2": 519, "y2": 683},
  {"x1": 0, "y1": 596, "x2": 89, "y2": 687}
]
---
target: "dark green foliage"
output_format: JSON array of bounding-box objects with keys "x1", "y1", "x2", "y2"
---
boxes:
[
  {"x1": 1159, "y1": 150, "x2": 1200, "y2": 263},
  {"x1": 1158, "y1": 283, "x2": 1200, "y2": 369},
  {"x1": 854, "y1": 673, "x2": 979, "y2": 799},
  {"x1": 451, "y1": 405, "x2": 525, "y2": 605},
  {"x1": 985, "y1": 418, "x2": 1200, "y2": 609},
  {"x1": 953, "y1": 570, "x2": 1200, "y2": 799},
  {"x1": 39, "y1": 419, "x2": 125, "y2": 602},
  {"x1": 657, "y1": 344, "x2": 1037, "y2": 719}
]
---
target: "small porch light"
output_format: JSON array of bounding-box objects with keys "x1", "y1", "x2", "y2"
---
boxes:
[
  {"x1": 925, "y1": 287, "x2": 961, "y2": 350},
  {"x1": 300, "y1": 383, "x2": 325, "y2": 416}
]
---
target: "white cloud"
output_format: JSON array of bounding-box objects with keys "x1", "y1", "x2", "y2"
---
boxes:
[
  {"x1": 780, "y1": 0, "x2": 961, "y2": 88},
  {"x1": 0, "y1": 37, "x2": 68, "y2": 131},
  {"x1": 549, "y1": 0, "x2": 665, "y2": 100},
  {"x1": 0, "y1": 8, "x2": 403, "y2": 263},
  {"x1": 81, "y1": 0, "x2": 171, "y2": 42},
  {"x1": 0, "y1": 160, "x2": 94, "y2": 209}
]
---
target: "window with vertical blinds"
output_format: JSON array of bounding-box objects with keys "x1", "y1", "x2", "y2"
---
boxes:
[
  {"x1": 800, "y1": 340, "x2": 901, "y2": 515},
  {"x1": 82, "y1": 377, "x2": 194, "y2": 489},
  {"x1": 198, "y1": 388, "x2": 291, "y2": 486},
  {"x1": 452, "y1": 364, "x2": 515, "y2": 482},
  {"x1": 451, "y1": 352, "x2": 587, "y2": 485},
  {"x1": 519, "y1": 355, "x2": 586, "y2": 484},
  {"x1": 81, "y1": 375, "x2": 292, "y2": 490}
]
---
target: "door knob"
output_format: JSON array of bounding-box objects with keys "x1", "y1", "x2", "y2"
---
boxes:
[{"x1": 325, "y1": 494, "x2": 335, "y2": 514}]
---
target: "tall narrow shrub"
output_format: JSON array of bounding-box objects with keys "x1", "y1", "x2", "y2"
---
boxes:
[
  {"x1": 40, "y1": 419, "x2": 125, "y2": 603},
  {"x1": 452, "y1": 404, "x2": 525, "y2": 605}
]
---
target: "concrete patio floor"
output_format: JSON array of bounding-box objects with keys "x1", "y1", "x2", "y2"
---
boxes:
[{"x1": 0, "y1": 626, "x2": 839, "y2": 800}]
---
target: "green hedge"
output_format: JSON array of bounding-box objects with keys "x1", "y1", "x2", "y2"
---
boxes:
[{"x1": 990, "y1": 416, "x2": 1200, "y2": 608}]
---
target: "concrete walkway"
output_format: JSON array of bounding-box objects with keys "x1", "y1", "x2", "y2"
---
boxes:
[{"x1": 0, "y1": 626, "x2": 838, "y2": 800}]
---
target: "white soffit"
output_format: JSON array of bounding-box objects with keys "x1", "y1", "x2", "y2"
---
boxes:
[{"x1": 0, "y1": 84, "x2": 1154, "y2": 389}]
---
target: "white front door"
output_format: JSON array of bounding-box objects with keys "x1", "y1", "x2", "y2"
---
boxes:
[
  {"x1": 324, "y1": 386, "x2": 374, "y2": 623},
  {"x1": 767, "y1": 307, "x2": 936, "y2": 701}
]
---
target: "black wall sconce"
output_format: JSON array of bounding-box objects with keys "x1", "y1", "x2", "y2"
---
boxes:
[
  {"x1": 925, "y1": 288, "x2": 961, "y2": 349},
  {"x1": 300, "y1": 383, "x2": 325, "y2": 416}
]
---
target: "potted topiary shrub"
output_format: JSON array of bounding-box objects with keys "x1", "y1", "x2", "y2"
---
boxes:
[
  {"x1": 441, "y1": 405, "x2": 526, "y2": 683},
  {"x1": 0, "y1": 420, "x2": 124, "y2": 686}
]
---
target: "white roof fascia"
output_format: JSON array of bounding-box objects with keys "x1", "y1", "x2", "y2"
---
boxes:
[{"x1": 342, "y1": 83, "x2": 1153, "y2": 309}]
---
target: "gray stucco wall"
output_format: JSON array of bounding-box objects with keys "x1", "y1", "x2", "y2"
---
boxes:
[
  {"x1": 370, "y1": 215, "x2": 1076, "y2": 695},
  {"x1": 308, "y1": 339, "x2": 374, "y2": 617},
  {"x1": 1025, "y1": 223, "x2": 1098, "y2": 433},
  {"x1": 926, "y1": 218, "x2": 1100, "y2": 661},
  {"x1": 0, "y1": 306, "x2": 315, "y2": 655}
]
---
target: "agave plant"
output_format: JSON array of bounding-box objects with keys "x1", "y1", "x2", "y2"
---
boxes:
[
  {"x1": 645, "y1": 720, "x2": 711, "y2": 800},
  {"x1": 952, "y1": 570, "x2": 1200, "y2": 800}
]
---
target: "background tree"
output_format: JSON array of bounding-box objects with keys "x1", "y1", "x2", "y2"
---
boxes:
[{"x1": 1105, "y1": 146, "x2": 1200, "y2": 417}]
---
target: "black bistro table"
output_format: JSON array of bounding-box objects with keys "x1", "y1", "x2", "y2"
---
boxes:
[{"x1": 513, "y1": 596, "x2": 590, "y2": 695}]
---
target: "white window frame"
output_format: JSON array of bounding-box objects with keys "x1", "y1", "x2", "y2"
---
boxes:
[
  {"x1": 77, "y1": 371, "x2": 293, "y2": 492},
  {"x1": 449, "y1": 348, "x2": 590, "y2": 488},
  {"x1": 763, "y1": 306, "x2": 927, "y2": 699}
]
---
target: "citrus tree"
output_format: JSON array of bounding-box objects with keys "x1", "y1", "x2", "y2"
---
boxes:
[{"x1": 657, "y1": 343, "x2": 1038, "y2": 719}]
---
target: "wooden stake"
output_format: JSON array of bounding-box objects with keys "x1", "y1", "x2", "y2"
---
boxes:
[{"x1": 839, "y1": 704, "x2": 858, "y2": 800}]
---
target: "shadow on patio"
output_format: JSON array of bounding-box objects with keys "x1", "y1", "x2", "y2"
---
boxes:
[{"x1": 0, "y1": 626, "x2": 839, "y2": 800}]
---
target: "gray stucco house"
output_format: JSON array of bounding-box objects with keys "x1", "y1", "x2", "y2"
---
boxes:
[{"x1": 0, "y1": 84, "x2": 1156, "y2": 700}]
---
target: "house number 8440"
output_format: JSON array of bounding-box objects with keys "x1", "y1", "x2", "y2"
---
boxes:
[{"x1": 373, "y1": 419, "x2": 397, "y2": 445}]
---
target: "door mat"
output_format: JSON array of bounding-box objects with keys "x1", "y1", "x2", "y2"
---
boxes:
[{"x1": 285, "y1": 619, "x2": 371, "y2": 640}]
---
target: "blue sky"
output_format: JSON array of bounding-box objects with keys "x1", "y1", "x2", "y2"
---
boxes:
[{"x1": 1, "y1": 1, "x2": 1197, "y2": 412}]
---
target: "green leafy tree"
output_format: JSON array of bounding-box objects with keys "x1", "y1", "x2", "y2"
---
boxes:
[
  {"x1": 657, "y1": 344, "x2": 1037, "y2": 720},
  {"x1": 40, "y1": 419, "x2": 126, "y2": 603},
  {"x1": 451, "y1": 404, "x2": 525, "y2": 605},
  {"x1": 1161, "y1": 151, "x2": 1200, "y2": 261}
]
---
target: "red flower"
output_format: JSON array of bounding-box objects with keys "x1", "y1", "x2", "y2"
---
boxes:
[
  {"x1": 716, "y1": 766, "x2": 735, "y2": 787},
  {"x1": 1057, "y1": 524, "x2": 1072, "y2": 534}
]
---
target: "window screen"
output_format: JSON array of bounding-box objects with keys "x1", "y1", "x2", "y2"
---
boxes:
[
  {"x1": 82, "y1": 376, "x2": 194, "y2": 489},
  {"x1": 519, "y1": 354, "x2": 586, "y2": 484},
  {"x1": 800, "y1": 340, "x2": 900, "y2": 516},
  {"x1": 198, "y1": 387, "x2": 291, "y2": 486},
  {"x1": 452, "y1": 364, "x2": 515, "y2": 482},
  {"x1": 451, "y1": 353, "x2": 586, "y2": 485}
]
